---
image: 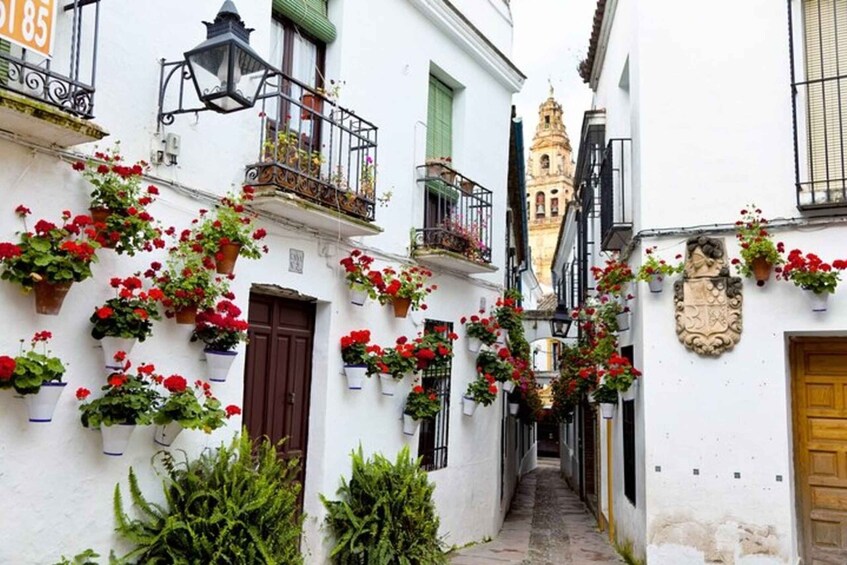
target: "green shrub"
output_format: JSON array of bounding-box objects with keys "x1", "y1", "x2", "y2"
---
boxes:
[
  {"x1": 114, "y1": 431, "x2": 303, "y2": 564},
  {"x1": 321, "y1": 446, "x2": 446, "y2": 565}
]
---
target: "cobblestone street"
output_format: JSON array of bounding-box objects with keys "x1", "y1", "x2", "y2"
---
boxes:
[{"x1": 451, "y1": 459, "x2": 624, "y2": 565}]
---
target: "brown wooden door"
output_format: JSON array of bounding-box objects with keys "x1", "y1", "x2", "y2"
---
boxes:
[
  {"x1": 792, "y1": 339, "x2": 847, "y2": 564},
  {"x1": 244, "y1": 293, "x2": 315, "y2": 486}
]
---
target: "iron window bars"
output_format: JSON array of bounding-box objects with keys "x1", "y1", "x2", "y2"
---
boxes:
[
  {"x1": 599, "y1": 138, "x2": 633, "y2": 252},
  {"x1": 0, "y1": 0, "x2": 100, "y2": 119},
  {"x1": 418, "y1": 320, "x2": 452, "y2": 472}
]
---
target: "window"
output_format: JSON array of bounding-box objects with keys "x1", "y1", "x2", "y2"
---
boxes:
[
  {"x1": 552, "y1": 341, "x2": 561, "y2": 371},
  {"x1": 791, "y1": 0, "x2": 847, "y2": 205},
  {"x1": 540, "y1": 154, "x2": 550, "y2": 172},
  {"x1": 551, "y1": 197, "x2": 559, "y2": 217},
  {"x1": 621, "y1": 345, "x2": 636, "y2": 505},
  {"x1": 426, "y1": 76, "x2": 453, "y2": 160},
  {"x1": 418, "y1": 320, "x2": 452, "y2": 471},
  {"x1": 535, "y1": 192, "x2": 546, "y2": 218}
]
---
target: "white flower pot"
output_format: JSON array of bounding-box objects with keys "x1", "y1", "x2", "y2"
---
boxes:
[
  {"x1": 620, "y1": 380, "x2": 638, "y2": 402},
  {"x1": 495, "y1": 334, "x2": 507, "y2": 348},
  {"x1": 205, "y1": 349, "x2": 238, "y2": 382},
  {"x1": 403, "y1": 414, "x2": 420, "y2": 436},
  {"x1": 616, "y1": 311, "x2": 631, "y2": 331},
  {"x1": 101, "y1": 336, "x2": 136, "y2": 368},
  {"x1": 647, "y1": 275, "x2": 664, "y2": 293},
  {"x1": 25, "y1": 382, "x2": 67, "y2": 422},
  {"x1": 501, "y1": 380, "x2": 516, "y2": 394},
  {"x1": 466, "y1": 337, "x2": 482, "y2": 353},
  {"x1": 380, "y1": 373, "x2": 401, "y2": 396},
  {"x1": 343, "y1": 365, "x2": 367, "y2": 390},
  {"x1": 462, "y1": 396, "x2": 478, "y2": 416},
  {"x1": 349, "y1": 288, "x2": 367, "y2": 306},
  {"x1": 600, "y1": 402, "x2": 617, "y2": 419},
  {"x1": 508, "y1": 402, "x2": 519, "y2": 416},
  {"x1": 807, "y1": 290, "x2": 829, "y2": 312},
  {"x1": 153, "y1": 422, "x2": 184, "y2": 447},
  {"x1": 101, "y1": 424, "x2": 136, "y2": 456}
]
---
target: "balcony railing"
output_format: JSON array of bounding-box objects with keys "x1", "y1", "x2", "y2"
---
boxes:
[
  {"x1": 0, "y1": 0, "x2": 100, "y2": 119},
  {"x1": 245, "y1": 74, "x2": 378, "y2": 223},
  {"x1": 414, "y1": 163, "x2": 493, "y2": 265},
  {"x1": 599, "y1": 138, "x2": 633, "y2": 252}
]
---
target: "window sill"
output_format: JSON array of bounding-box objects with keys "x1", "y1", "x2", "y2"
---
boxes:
[{"x1": 0, "y1": 89, "x2": 107, "y2": 147}]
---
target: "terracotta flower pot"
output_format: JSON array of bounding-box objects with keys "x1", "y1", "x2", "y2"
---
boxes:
[
  {"x1": 392, "y1": 297, "x2": 412, "y2": 318},
  {"x1": 89, "y1": 207, "x2": 116, "y2": 249},
  {"x1": 174, "y1": 306, "x2": 198, "y2": 325},
  {"x1": 215, "y1": 242, "x2": 242, "y2": 275},
  {"x1": 33, "y1": 280, "x2": 73, "y2": 315},
  {"x1": 751, "y1": 257, "x2": 773, "y2": 287},
  {"x1": 300, "y1": 93, "x2": 322, "y2": 120}
]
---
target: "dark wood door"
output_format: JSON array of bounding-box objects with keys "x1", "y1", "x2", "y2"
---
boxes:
[
  {"x1": 581, "y1": 400, "x2": 598, "y2": 516},
  {"x1": 244, "y1": 293, "x2": 315, "y2": 486}
]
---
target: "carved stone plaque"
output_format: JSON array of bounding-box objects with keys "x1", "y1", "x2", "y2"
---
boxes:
[{"x1": 673, "y1": 237, "x2": 742, "y2": 356}]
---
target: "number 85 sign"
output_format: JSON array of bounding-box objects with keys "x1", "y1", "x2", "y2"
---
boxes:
[{"x1": 0, "y1": 0, "x2": 56, "y2": 58}]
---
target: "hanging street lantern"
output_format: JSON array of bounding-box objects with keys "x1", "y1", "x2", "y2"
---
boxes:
[{"x1": 550, "y1": 304, "x2": 573, "y2": 338}]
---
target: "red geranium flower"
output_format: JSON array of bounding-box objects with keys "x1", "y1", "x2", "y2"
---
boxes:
[
  {"x1": 96, "y1": 306, "x2": 114, "y2": 319},
  {"x1": 163, "y1": 375, "x2": 187, "y2": 393},
  {"x1": 225, "y1": 405, "x2": 242, "y2": 417},
  {"x1": 75, "y1": 387, "x2": 91, "y2": 400},
  {"x1": 0, "y1": 355, "x2": 15, "y2": 380}
]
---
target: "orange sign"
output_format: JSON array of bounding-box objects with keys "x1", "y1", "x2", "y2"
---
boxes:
[{"x1": 0, "y1": 0, "x2": 57, "y2": 58}]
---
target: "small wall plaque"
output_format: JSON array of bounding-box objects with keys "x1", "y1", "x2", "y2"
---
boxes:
[{"x1": 289, "y1": 249, "x2": 304, "y2": 274}]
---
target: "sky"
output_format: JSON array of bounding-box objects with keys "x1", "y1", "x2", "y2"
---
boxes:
[{"x1": 510, "y1": 0, "x2": 596, "y2": 158}]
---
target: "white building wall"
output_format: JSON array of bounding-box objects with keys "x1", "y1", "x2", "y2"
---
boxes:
[{"x1": 0, "y1": 1, "x2": 524, "y2": 562}]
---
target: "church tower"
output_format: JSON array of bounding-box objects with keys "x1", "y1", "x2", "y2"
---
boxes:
[{"x1": 526, "y1": 87, "x2": 575, "y2": 288}]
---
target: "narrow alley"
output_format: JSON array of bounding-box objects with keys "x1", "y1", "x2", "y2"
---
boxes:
[{"x1": 451, "y1": 459, "x2": 624, "y2": 565}]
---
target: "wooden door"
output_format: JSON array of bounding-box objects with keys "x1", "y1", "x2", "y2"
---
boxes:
[
  {"x1": 792, "y1": 339, "x2": 847, "y2": 564},
  {"x1": 244, "y1": 293, "x2": 315, "y2": 487}
]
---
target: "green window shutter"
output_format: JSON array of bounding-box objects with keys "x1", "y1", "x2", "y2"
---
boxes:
[
  {"x1": 0, "y1": 40, "x2": 9, "y2": 85},
  {"x1": 426, "y1": 76, "x2": 453, "y2": 160},
  {"x1": 273, "y1": 0, "x2": 337, "y2": 43}
]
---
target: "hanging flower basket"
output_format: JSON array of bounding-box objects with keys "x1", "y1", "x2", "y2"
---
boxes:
[
  {"x1": 175, "y1": 305, "x2": 198, "y2": 325},
  {"x1": 205, "y1": 349, "x2": 238, "y2": 382},
  {"x1": 600, "y1": 402, "x2": 616, "y2": 419},
  {"x1": 466, "y1": 337, "x2": 483, "y2": 353},
  {"x1": 25, "y1": 382, "x2": 67, "y2": 422},
  {"x1": 462, "y1": 396, "x2": 478, "y2": 416},
  {"x1": 501, "y1": 380, "x2": 516, "y2": 394},
  {"x1": 402, "y1": 414, "x2": 420, "y2": 436},
  {"x1": 349, "y1": 288, "x2": 368, "y2": 306},
  {"x1": 101, "y1": 337, "x2": 136, "y2": 369},
  {"x1": 33, "y1": 280, "x2": 73, "y2": 316},
  {"x1": 101, "y1": 424, "x2": 136, "y2": 456},
  {"x1": 343, "y1": 364, "x2": 367, "y2": 390},
  {"x1": 508, "y1": 402, "x2": 519, "y2": 416},
  {"x1": 379, "y1": 373, "x2": 401, "y2": 396},
  {"x1": 616, "y1": 311, "x2": 631, "y2": 332},
  {"x1": 89, "y1": 207, "x2": 116, "y2": 249},
  {"x1": 647, "y1": 275, "x2": 664, "y2": 293},
  {"x1": 215, "y1": 242, "x2": 242, "y2": 275},
  {"x1": 391, "y1": 297, "x2": 412, "y2": 318},
  {"x1": 153, "y1": 421, "x2": 184, "y2": 447},
  {"x1": 807, "y1": 290, "x2": 829, "y2": 313},
  {"x1": 620, "y1": 379, "x2": 638, "y2": 402},
  {"x1": 751, "y1": 257, "x2": 773, "y2": 287}
]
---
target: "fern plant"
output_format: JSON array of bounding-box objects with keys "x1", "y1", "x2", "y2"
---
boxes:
[
  {"x1": 321, "y1": 446, "x2": 446, "y2": 565},
  {"x1": 114, "y1": 431, "x2": 303, "y2": 564}
]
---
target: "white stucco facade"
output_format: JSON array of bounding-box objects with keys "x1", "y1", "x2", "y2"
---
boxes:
[
  {"x1": 554, "y1": 0, "x2": 847, "y2": 563},
  {"x1": 0, "y1": 1, "x2": 531, "y2": 563}
]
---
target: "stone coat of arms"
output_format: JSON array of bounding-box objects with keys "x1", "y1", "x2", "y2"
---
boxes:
[{"x1": 673, "y1": 236, "x2": 743, "y2": 356}]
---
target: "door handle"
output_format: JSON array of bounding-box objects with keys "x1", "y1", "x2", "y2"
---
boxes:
[{"x1": 288, "y1": 392, "x2": 295, "y2": 405}]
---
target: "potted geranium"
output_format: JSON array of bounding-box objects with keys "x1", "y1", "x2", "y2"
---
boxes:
[
  {"x1": 732, "y1": 206, "x2": 783, "y2": 286},
  {"x1": 0, "y1": 331, "x2": 66, "y2": 422},
  {"x1": 77, "y1": 355, "x2": 162, "y2": 456},
  {"x1": 91, "y1": 276, "x2": 163, "y2": 369},
  {"x1": 591, "y1": 257, "x2": 634, "y2": 300},
  {"x1": 403, "y1": 384, "x2": 440, "y2": 436},
  {"x1": 152, "y1": 376, "x2": 239, "y2": 447},
  {"x1": 147, "y1": 242, "x2": 230, "y2": 325},
  {"x1": 340, "y1": 249, "x2": 377, "y2": 306},
  {"x1": 191, "y1": 299, "x2": 248, "y2": 382},
  {"x1": 636, "y1": 247, "x2": 683, "y2": 293},
  {"x1": 779, "y1": 249, "x2": 847, "y2": 312},
  {"x1": 377, "y1": 265, "x2": 436, "y2": 318},
  {"x1": 196, "y1": 186, "x2": 268, "y2": 275},
  {"x1": 0, "y1": 207, "x2": 99, "y2": 315},
  {"x1": 73, "y1": 146, "x2": 164, "y2": 255},
  {"x1": 591, "y1": 383, "x2": 618, "y2": 419},
  {"x1": 476, "y1": 348, "x2": 515, "y2": 392},
  {"x1": 493, "y1": 295, "x2": 523, "y2": 335},
  {"x1": 339, "y1": 329, "x2": 371, "y2": 390},
  {"x1": 604, "y1": 352, "x2": 641, "y2": 401},
  {"x1": 461, "y1": 313, "x2": 500, "y2": 352},
  {"x1": 412, "y1": 325, "x2": 458, "y2": 372},
  {"x1": 366, "y1": 339, "x2": 417, "y2": 396},
  {"x1": 463, "y1": 373, "x2": 498, "y2": 416}
]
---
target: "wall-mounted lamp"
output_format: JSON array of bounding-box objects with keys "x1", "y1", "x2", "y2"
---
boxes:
[{"x1": 550, "y1": 304, "x2": 572, "y2": 338}]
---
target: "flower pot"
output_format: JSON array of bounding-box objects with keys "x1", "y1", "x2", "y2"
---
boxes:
[
  {"x1": 466, "y1": 337, "x2": 482, "y2": 353},
  {"x1": 300, "y1": 92, "x2": 322, "y2": 120},
  {"x1": 600, "y1": 402, "x2": 616, "y2": 419},
  {"x1": 620, "y1": 380, "x2": 638, "y2": 402},
  {"x1": 647, "y1": 275, "x2": 664, "y2": 293},
  {"x1": 751, "y1": 257, "x2": 773, "y2": 287},
  {"x1": 101, "y1": 424, "x2": 136, "y2": 456},
  {"x1": 175, "y1": 305, "x2": 198, "y2": 325},
  {"x1": 153, "y1": 421, "x2": 184, "y2": 447},
  {"x1": 508, "y1": 402, "x2": 519, "y2": 416},
  {"x1": 101, "y1": 336, "x2": 136, "y2": 369},
  {"x1": 616, "y1": 311, "x2": 631, "y2": 332},
  {"x1": 462, "y1": 396, "x2": 478, "y2": 416},
  {"x1": 89, "y1": 207, "x2": 116, "y2": 249},
  {"x1": 33, "y1": 280, "x2": 72, "y2": 315},
  {"x1": 343, "y1": 364, "x2": 367, "y2": 390},
  {"x1": 807, "y1": 289, "x2": 830, "y2": 313},
  {"x1": 460, "y1": 179, "x2": 475, "y2": 194},
  {"x1": 215, "y1": 242, "x2": 242, "y2": 275},
  {"x1": 501, "y1": 380, "x2": 516, "y2": 394},
  {"x1": 403, "y1": 414, "x2": 420, "y2": 436},
  {"x1": 349, "y1": 288, "x2": 368, "y2": 306},
  {"x1": 379, "y1": 373, "x2": 400, "y2": 396},
  {"x1": 494, "y1": 333, "x2": 508, "y2": 348},
  {"x1": 25, "y1": 382, "x2": 67, "y2": 422},
  {"x1": 205, "y1": 349, "x2": 238, "y2": 382},
  {"x1": 391, "y1": 297, "x2": 412, "y2": 318}
]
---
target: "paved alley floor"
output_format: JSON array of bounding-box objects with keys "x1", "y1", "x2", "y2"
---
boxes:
[{"x1": 450, "y1": 459, "x2": 624, "y2": 565}]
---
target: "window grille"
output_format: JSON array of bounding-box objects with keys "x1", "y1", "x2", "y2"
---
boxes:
[{"x1": 418, "y1": 320, "x2": 452, "y2": 471}]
